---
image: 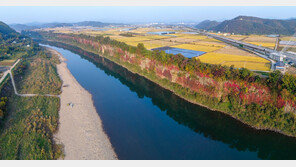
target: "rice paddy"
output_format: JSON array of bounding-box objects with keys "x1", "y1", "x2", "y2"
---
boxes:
[
  {"x1": 196, "y1": 53, "x2": 271, "y2": 71},
  {"x1": 281, "y1": 36, "x2": 296, "y2": 41},
  {"x1": 172, "y1": 43, "x2": 224, "y2": 52},
  {"x1": 248, "y1": 42, "x2": 275, "y2": 48}
]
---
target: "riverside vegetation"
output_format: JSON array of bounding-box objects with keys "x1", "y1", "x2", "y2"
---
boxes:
[
  {"x1": 33, "y1": 31, "x2": 296, "y2": 137},
  {"x1": 0, "y1": 21, "x2": 63, "y2": 159},
  {"x1": 0, "y1": 48, "x2": 63, "y2": 160}
]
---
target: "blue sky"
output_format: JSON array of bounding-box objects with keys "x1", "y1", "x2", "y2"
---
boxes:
[{"x1": 0, "y1": 6, "x2": 296, "y2": 24}]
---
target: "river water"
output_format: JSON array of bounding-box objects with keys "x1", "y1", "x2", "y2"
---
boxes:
[{"x1": 45, "y1": 44, "x2": 296, "y2": 160}]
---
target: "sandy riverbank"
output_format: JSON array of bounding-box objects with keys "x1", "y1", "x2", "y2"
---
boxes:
[{"x1": 49, "y1": 48, "x2": 117, "y2": 160}]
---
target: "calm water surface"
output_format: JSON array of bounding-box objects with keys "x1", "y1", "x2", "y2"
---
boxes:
[
  {"x1": 152, "y1": 46, "x2": 205, "y2": 58},
  {"x1": 45, "y1": 44, "x2": 296, "y2": 160}
]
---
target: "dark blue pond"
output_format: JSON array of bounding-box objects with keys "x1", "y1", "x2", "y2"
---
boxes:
[
  {"x1": 43, "y1": 43, "x2": 296, "y2": 160},
  {"x1": 152, "y1": 46, "x2": 205, "y2": 58}
]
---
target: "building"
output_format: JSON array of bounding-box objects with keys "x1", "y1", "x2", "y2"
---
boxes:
[{"x1": 275, "y1": 61, "x2": 286, "y2": 71}]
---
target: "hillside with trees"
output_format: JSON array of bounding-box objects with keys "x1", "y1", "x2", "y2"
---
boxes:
[
  {"x1": 0, "y1": 21, "x2": 63, "y2": 160},
  {"x1": 0, "y1": 21, "x2": 17, "y2": 38}
]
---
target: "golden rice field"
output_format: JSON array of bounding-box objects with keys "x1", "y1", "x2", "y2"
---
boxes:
[
  {"x1": 196, "y1": 53, "x2": 271, "y2": 71},
  {"x1": 281, "y1": 36, "x2": 296, "y2": 41},
  {"x1": 248, "y1": 42, "x2": 275, "y2": 48},
  {"x1": 173, "y1": 33, "x2": 209, "y2": 40},
  {"x1": 201, "y1": 38, "x2": 223, "y2": 43},
  {"x1": 163, "y1": 37, "x2": 201, "y2": 43},
  {"x1": 193, "y1": 42, "x2": 226, "y2": 48},
  {"x1": 172, "y1": 43, "x2": 224, "y2": 52}
]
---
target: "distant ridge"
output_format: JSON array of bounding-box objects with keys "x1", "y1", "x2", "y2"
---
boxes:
[
  {"x1": 195, "y1": 16, "x2": 296, "y2": 35},
  {"x1": 10, "y1": 21, "x2": 123, "y2": 32}
]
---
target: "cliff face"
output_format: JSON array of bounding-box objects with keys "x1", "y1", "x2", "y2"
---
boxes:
[{"x1": 55, "y1": 34, "x2": 296, "y2": 114}]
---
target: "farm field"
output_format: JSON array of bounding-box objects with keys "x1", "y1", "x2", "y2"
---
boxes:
[
  {"x1": 125, "y1": 40, "x2": 176, "y2": 49},
  {"x1": 129, "y1": 28, "x2": 175, "y2": 34},
  {"x1": 172, "y1": 43, "x2": 223, "y2": 52},
  {"x1": 280, "y1": 36, "x2": 296, "y2": 41},
  {"x1": 243, "y1": 35, "x2": 276, "y2": 43},
  {"x1": 114, "y1": 35, "x2": 171, "y2": 43},
  {"x1": 227, "y1": 35, "x2": 249, "y2": 41},
  {"x1": 196, "y1": 53, "x2": 271, "y2": 71},
  {"x1": 241, "y1": 35, "x2": 276, "y2": 49},
  {"x1": 216, "y1": 34, "x2": 277, "y2": 49},
  {"x1": 248, "y1": 42, "x2": 275, "y2": 48},
  {"x1": 162, "y1": 37, "x2": 200, "y2": 44},
  {"x1": 214, "y1": 45, "x2": 256, "y2": 57}
]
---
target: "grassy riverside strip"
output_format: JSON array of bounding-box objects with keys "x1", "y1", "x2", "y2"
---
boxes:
[
  {"x1": 0, "y1": 49, "x2": 63, "y2": 160},
  {"x1": 36, "y1": 32, "x2": 296, "y2": 138}
]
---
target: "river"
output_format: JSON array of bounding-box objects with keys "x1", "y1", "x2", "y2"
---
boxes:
[{"x1": 45, "y1": 44, "x2": 296, "y2": 160}]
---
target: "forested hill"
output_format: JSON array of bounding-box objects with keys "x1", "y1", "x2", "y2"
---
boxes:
[
  {"x1": 195, "y1": 20, "x2": 220, "y2": 30},
  {"x1": 0, "y1": 21, "x2": 17, "y2": 38},
  {"x1": 195, "y1": 16, "x2": 296, "y2": 35},
  {"x1": 0, "y1": 21, "x2": 38, "y2": 60}
]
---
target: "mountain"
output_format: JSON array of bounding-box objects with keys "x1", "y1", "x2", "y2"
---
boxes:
[
  {"x1": 195, "y1": 20, "x2": 220, "y2": 30},
  {"x1": 0, "y1": 21, "x2": 17, "y2": 38},
  {"x1": 10, "y1": 21, "x2": 122, "y2": 32},
  {"x1": 196, "y1": 16, "x2": 296, "y2": 35}
]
